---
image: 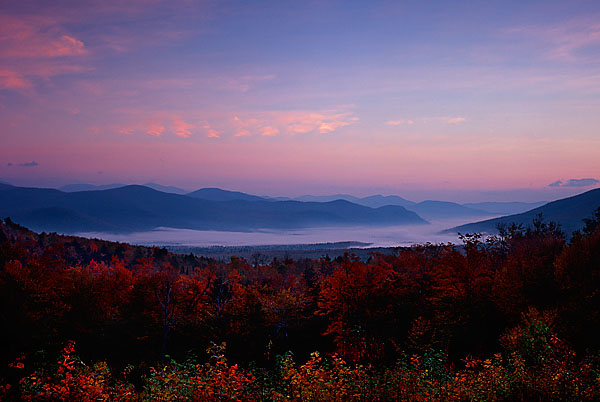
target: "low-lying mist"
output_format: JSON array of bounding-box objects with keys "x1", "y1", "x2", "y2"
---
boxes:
[{"x1": 76, "y1": 216, "x2": 495, "y2": 248}]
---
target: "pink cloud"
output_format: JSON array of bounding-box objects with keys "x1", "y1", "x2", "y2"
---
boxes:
[
  {"x1": 386, "y1": 119, "x2": 414, "y2": 126},
  {"x1": 232, "y1": 110, "x2": 358, "y2": 137},
  {"x1": 232, "y1": 115, "x2": 281, "y2": 136},
  {"x1": 0, "y1": 15, "x2": 88, "y2": 59},
  {"x1": 146, "y1": 123, "x2": 165, "y2": 137},
  {"x1": 107, "y1": 108, "x2": 356, "y2": 141},
  {"x1": 207, "y1": 129, "x2": 220, "y2": 138},
  {"x1": 117, "y1": 126, "x2": 135, "y2": 135},
  {"x1": 115, "y1": 120, "x2": 165, "y2": 137},
  {"x1": 261, "y1": 126, "x2": 280, "y2": 136},
  {"x1": 200, "y1": 122, "x2": 221, "y2": 138},
  {"x1": 318, "y1": 116, "x2": 358, "y2": 133},
  {"x1": 0, "y1": 0, "x2": 201, "y2": 57},
  {"x1": 0, "y1": 69, "x2": 31, "y2": 89},
  {"x1": 173, "y1": 118, "x2": 194, "y2": 138},
  {"x1": 113, "y1": 109, "x2": 204, "y2": 138},
  {"x1": 440, "y1": 116, "x2": 466, "y2": 124},
  {"x1": 0, "y1": 14, "x2": 89, "y2": 92}
]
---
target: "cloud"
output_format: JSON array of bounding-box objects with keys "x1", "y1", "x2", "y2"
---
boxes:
[
  {"x1": 200, "y1": 122, "x2": 221, "y2": 138},
  {"x1": 146, "y1": 123, "x2": 165, "y2": 137},
  {"x1": 440, "y1": 116, "x2": 466, "y2": 124},
  {"x1": 283, "y1": 112, "x2": 358, "y2": 134},
  {"x1": 232, "y1": 109, "x2": 358, "y2": 137},
  {"x1": 234, "y1": 128, "x2": 251, "y2": 137},
  {"x1": 0, "y1": 69, "x2": 31, "y2": 89},
  {"x1": 116, "y1": 121, "x2": 165, "y2": 137},
  {"x1": 0, "y1": 14, "x2": 89, "y2": 92},
  {"x1": 0, "y1": 15, "x2": 87, "y2": 59},
  {"x1": 207, "y1": 129, "x2": 220, "y2": 138},
  {"x1": 8, "y1": 161, "x2": 39, "y2": 167},
  {"x1": 115, "y1": 112, "x2": 199, "y2": 138},
  {"x1": 261, "y1": 126, "x2": 280, "y2": 136},
  {"x1": 386, "y1": 120, "x2": 414, "y2": 126},
  {"x1": 173, "y1": 118, "x2": 194, "y2": 138},
  {"x1": 318, "y1": 116, "x2": 359, "y2": 133},
  {"x1": 58, "y1": 0, "x2": 208, "y2": 54},
  {"x1": 549, "y1": 178, "x2": 599, "y2": 187},
  {"x1": 112, "y1": 108, "x2": 357, "y2": 140},
  {"x1": 548, "y1": 180, "x2": 563, "y2": 187}
]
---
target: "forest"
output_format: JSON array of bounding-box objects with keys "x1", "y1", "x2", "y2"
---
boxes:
[{"x1": 0, "y1": 212, "x2": 599, "y2": 401}]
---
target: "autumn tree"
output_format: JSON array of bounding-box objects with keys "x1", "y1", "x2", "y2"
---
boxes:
[{"x1": 317, "y1": 254, "x2": 400, "y2": 362}]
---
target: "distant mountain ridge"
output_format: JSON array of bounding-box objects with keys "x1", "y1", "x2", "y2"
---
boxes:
[
  {"x1": 287, "y1": 195, "x2": 492, "y2": 220},
  {"x1": 449, "y1": 188, "x2": 600, "y2": 236},
  {"x1": 187, "y1": 187, "x2": 266, "y2": 202},
  {"x1": 0, "y1": 184, "x2": 427, "y2": 234},
  {"x1": 266, "y1": 194, "x2": 542, "y2": 219},
  {"x1": 60, "y1": 182, "x2": 188, "y2": 194},
  {"x1": 407, "y1": 200, "x2": 491, "y2": 220},
  {"x1": 360, "y1": 195, "x2": 415, "y2": 208},
  {"x1": 55, "y1": 185, "x2": 549, "y2": 217},
  {"x1": 289, "y1": 194, "x2": 415, "y2": 208},
  {"x1": 60, "y1": 183, "x2": 127, "y2": 192}
]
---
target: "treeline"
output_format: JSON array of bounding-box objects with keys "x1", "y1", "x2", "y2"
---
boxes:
[{"x1": 0, "y1": 213, "x2": 599, "y2": 400}]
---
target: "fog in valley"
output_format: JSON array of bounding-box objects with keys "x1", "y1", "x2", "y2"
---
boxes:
[{"x1": 76, "y1": 216, "x2": 497, "y2": 249}]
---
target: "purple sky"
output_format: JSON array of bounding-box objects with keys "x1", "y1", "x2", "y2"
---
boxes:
[{"x1": 1, "y1": 0, "x2": 599, "y2": 202}]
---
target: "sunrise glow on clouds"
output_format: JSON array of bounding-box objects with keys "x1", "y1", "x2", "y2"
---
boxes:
[{"x1": 1, "y1": 0, "x2": 599, "y2": 201}]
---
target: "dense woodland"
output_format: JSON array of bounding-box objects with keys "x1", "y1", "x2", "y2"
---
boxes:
[{"x1": 0, "y1": 212, "x2": 599, "y2": 401}]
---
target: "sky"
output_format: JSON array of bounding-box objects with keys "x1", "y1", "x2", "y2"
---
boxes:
[{"x1": 1, "y1": 0, "x2": 599, "y2": 202}]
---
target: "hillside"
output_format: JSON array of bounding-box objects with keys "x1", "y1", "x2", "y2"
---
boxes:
[
  {"x1": 0, "y1": 217, "x2": 214, "y2": 272},
  {"x1": 449, "y1": 188, "x2": 600, "y2": 235}
]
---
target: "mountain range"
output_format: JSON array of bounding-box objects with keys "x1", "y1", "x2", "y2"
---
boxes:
[
  {"x1": 0, "y1": 184, "x2": 426, "y2": 233},
  {"x1": 263, "y1": 193, "x2": 541, "y2": 218},
  {"x1": 56, "y1": 183, "x2": 549, "y2": 217},
  {"x1": 1, "y1": 182, "x2": 598, "y2": 237}
]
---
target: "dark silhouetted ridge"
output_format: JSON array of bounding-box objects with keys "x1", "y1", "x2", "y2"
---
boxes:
[{"x1": 448, "y1": 188, "x2": 600, "y2": 236}]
